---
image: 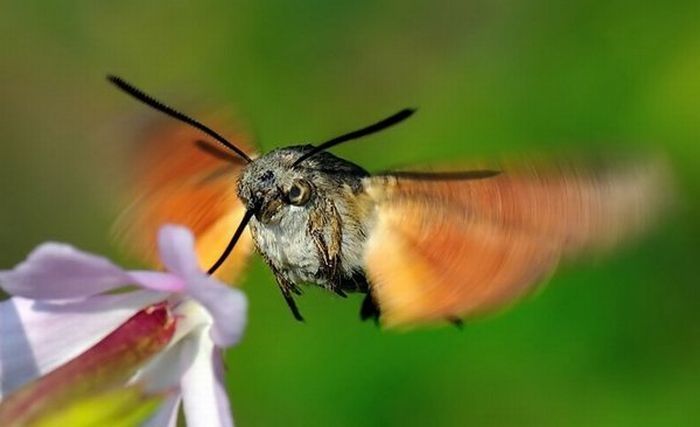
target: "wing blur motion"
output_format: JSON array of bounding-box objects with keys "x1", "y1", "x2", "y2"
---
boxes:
[
  {"x1": 363, "y1": 157, "x2": 671, "y2": 327},
  {"x1": 114, "y1": 114, "x2": 256, "y2": 282}
]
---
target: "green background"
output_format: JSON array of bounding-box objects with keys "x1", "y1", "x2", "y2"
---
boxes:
[{"x1": 1, "y1": 1, "x2": 698, "y2": 426}]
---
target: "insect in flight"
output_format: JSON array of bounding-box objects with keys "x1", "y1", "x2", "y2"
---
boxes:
[{"x1": 109, "y1": 75, "x2": 669, "y2": 328}]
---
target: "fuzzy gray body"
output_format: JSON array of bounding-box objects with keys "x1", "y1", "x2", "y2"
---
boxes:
[{"x1": 237, "y1": 146, "x2": 374, "y2": 301}]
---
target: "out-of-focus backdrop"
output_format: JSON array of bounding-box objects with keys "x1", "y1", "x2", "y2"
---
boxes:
[{"x1": 1, "y1": 2, "x2": 698, "y2": 426}]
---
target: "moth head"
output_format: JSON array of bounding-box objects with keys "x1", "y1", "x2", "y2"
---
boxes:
[{"x1": 237, "y1": 146, "x2": 368, "y2": 224}]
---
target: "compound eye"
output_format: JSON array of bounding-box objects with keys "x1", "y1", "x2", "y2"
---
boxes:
[{"x1": 287, "y1": 179, "x2": 312, "y2": 206}]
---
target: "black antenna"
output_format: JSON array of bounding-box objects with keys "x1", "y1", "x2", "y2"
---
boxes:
[
  {"x1": 107, "y1": 75, "x2": 252, "y2": 163},
  {"x1": 292, "y1": 108, "x2": 415, "y2": 166},
  {"x1": 207, "y1": 209, "x2": 255, "y2": 275},
  {"x1": 194, "y1": 140, "x2": 246, "y2": 164},
  {"x1": 378, "y1": 170, "x2": 501, "y2": 181}
]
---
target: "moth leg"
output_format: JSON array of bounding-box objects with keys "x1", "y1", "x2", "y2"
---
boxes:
[
  {"x1": 339, "y1": 272, "x2": 370, "y2": 293},
  {"x1": 309, "y1": 231, "x2": 338, "y2": 281},
  {"x1": 447, "y1": 316, "x2": 465, "y2": 330},
  {"x1": 279, "y1": 284, "x2": 304, "y2": 322},
  {"x1": 307, "y1": 200, "x2": 344, "y2": 294},
  {"x1": 268, "y1": 263, "x2": 304, "y2": 321},
  {"x1": 359, "y1": 292, "x2": 381, "y2": 325}
]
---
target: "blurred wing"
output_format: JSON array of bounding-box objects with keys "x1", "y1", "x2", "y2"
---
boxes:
[
  {"x1": 363, "y1": 158, "x2": 670, "y2": 327},
  {"x1": 114, "y1": 114, "x2": 256, "y2": 282}
]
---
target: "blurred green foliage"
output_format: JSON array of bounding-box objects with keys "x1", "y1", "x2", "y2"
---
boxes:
[{"x1": 1, "y1": 1, "x2": 698, "y2": 426}]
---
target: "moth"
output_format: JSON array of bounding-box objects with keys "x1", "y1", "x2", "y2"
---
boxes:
[{"x1": 110, "y1": 76, "x2": 669, "y2": 328}]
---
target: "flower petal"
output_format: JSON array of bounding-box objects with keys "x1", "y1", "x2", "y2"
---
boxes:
[
  {"x1": 134, "y1": 300, "x2": 224, "y2": 397},
  {"x1": 14, "y1": 386, "x2": 165, "y2": 427},
  {"x1": 0, "y1": 304, "x2": 175, "y2": 426},
  {"x1": 128, "y1": 271, "x2": 185, "y2": 293},
  {"x1": 0, "y1": 243, "x2": 133, "y2": 299},
  {"x1": 134, "y1": 334, "x2": 196, "y2": 394},
  {"x1": 157, "y1": 225, "x2": 201, "y2": 278},
  {"x1": 180, "y1": 330, "x2": 233, "y2": 427},
  {"x1": 0, "y1": 290, "x2": 164, "y2": 398},
  {"x1": 144, "y1": 393, "x2": 181, "y2": 427},
  {"x1": 185, "y1": 275, "x2": 247, "y2": 347}
]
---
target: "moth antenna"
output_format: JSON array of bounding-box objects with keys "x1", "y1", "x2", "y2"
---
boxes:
[
  {"x1": 107, "y1": 75, "x2": 252, "y2": 163},
  {"x1": 194, "y1": 140, "x2": 246, "y2": 164},
  {"x1": 292, "y1": 108, "x2": 415, "y2": 166},
  {"x1": 378, "y1": 170, "x2": 501, "y2": 180},
  {"x1": 207, "y1": 209, "x2": 255, "y2": 275}
]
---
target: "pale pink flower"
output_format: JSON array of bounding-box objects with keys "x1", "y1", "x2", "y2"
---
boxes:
[{"x1": 0, "y1": 225, "x2": 246, "y2": 426}]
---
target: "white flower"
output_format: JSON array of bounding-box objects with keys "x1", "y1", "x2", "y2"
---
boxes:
[{"x1": 0, "y1": 225, "x2": 246, "y2": 426}]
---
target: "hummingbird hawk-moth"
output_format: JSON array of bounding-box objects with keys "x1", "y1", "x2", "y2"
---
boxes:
[{"x1": 110, "y1": 76, "x2": 669, "y2": 328}]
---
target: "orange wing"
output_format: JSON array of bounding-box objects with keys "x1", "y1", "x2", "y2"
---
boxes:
[
  {"x1": 363, "y1": 158, "x2": 670, "y2": 327},
  {"x1": 114, "y1": 113, "x2": 256, "y2": 283}
]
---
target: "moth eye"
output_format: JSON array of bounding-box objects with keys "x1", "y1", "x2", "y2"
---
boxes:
[{"x1": 287, "y1": 180, "x2": 312, "y2": 206}]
